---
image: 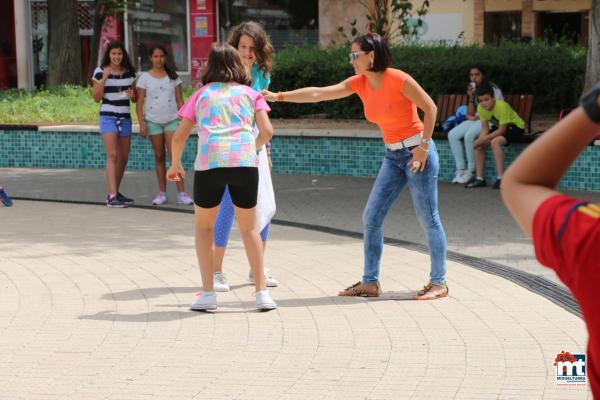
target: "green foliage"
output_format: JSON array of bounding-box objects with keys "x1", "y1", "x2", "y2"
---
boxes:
[
  {"x1": 0, "y1": 85, "x2": 128, "y2": 124},
  {"x1": 336, "y1": 0, "x2": 431, "y2": 45},
  {"x1": 268, "y1": 41, "x2": 586, "y2": 118},
  {"x1": 0, "y1": 42, "x2": 585, "y2": 124}
]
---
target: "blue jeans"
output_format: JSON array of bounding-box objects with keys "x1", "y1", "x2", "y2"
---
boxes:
[{"x1": 362, "y1": 141, "x2": 447, "y2": 285}]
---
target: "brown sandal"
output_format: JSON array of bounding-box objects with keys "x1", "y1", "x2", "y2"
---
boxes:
[
  {"x1": 338, "y1": 281, "x2": 382, "y2": 297},
  {"x1": 414, "y1": 283, "x2": 449, "y2": 300}
]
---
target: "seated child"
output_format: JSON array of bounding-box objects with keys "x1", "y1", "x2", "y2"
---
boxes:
[{"x1": 466, "y1": 82, "x2": 525, "y2": 189}]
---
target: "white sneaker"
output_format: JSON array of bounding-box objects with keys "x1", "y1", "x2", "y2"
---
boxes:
[
  {"x1": 248, "y1": 270, "x2": 279, "y2": 287},
  {"x1": 452, "y1": 170, "x2": 466, "y2": 184},
  {"x1": 213, "y1": 272, "x2": 230, "y2": 292},
  {"x1": 190, "y1": 292, "x2": 217, "y2": 311},
  {"x1": 456, "y1": 170, "x2": 473, "y2": 184},
  {"x1": 152, "y1": 192, "x2": 168, "y2": 205},
  {"x1": 177, "y1": 192, "x2": 194, "y2": 205},
  {"x1": 255, "y1": 290, "x2": 277, "y2": 311}
]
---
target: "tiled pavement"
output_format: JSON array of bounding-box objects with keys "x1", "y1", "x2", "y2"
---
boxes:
[{"x1": 0, "y1": 168, "x2": 595, "y2": 399}]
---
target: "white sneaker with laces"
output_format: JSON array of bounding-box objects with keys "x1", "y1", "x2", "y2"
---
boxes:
[
  {"x1": 248, "y1": 270, "x2": 279, "y2": 287},
  {"x1": 190, "y1": 292, "x2": 217, "y2": 311},
  {"x1": 213, "y1": 272, "x2": 230, "y2": 292},
  {"x1": 456, "y1": 170, "x2": 473, "y2": 184},
  {"x1": 255, "y1": 290, "x2": 277, "y2": 311}
]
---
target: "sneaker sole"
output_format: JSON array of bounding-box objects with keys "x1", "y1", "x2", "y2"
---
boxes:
[
  {"x1": 106, "y1": 204, "x2": 128, "y2": 208},
  {"x1": 256, "y1": 303, "x2": 277, "y2": 311},
  {"x1": 190, "y1": 304, "x2": 217, "y2": 311},
  {"x1": 248, "y1": 278, "x2": 279, "y2": 287},
  {"x1": 213, "y1": 285, "x2": 230, "y2": 292}
]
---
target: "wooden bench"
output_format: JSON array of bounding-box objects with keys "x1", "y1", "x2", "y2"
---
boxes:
[{"x1": 433, "y1": 93, "x2": 535, "y2": 142}]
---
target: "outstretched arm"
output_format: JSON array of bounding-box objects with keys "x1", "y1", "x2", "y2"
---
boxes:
[
  {"x1": 262, "y1": 79, "x2": 354, "y2": 103},
  {"x1": 501, "y1": 100, "x2": 600, "y2": 237}
]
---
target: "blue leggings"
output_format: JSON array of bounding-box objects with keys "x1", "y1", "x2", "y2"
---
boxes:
[{"x1": 214, "y1": 186, "x2": 271, "y2": 247}]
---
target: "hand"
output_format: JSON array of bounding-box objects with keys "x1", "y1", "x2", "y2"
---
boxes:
[
  {"x1": 467, "y1": 84, "x2": 475, "y2": 97},
  {"x1": 127, "y1": 87, "x2": 135, "y2": 100},
  {"x1": 139, "y1": 122, "x2": 147, "y2": 138},
  {"x1": 166, "y1": 164, "x2": 185, "y2": 181},
  {"x1": 473, "y1": 136, "x2": 489, "y2": 149},
  {"x1": 262, "y1": 90, "x2": 277, "y2": 102},
  {"x1": 408, "y1": 146, "x2": 428, "y2": 173},
  {"x1": 102, "y1": 67, "x2": 112, "y2": 81}
]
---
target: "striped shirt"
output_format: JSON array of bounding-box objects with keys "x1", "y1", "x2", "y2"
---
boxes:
[{"x1": 92, "y1": 67, "x2": 135, "y2": 119}]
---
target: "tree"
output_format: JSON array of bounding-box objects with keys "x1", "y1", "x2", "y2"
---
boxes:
[
  {"x1": 584, "y1": 0, "x2": 600, "y2": 92},
  {"x1": 88, "y1": 1, "x2": 129, "y2": 80},
  {"x1": 47, "y1": 0, "x2": 82, "y2": 85},
  {"x1": 340, "y1": 0, "x2": 430, "y2": 44}
]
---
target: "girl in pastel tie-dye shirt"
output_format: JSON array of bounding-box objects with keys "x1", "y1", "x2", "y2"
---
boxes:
[
  {"x1": 212, "y1": 21, "x2": 279, "y2": 293},
  {"x1": 167, "y1": 43, "x2": 277, "y2": 312}
]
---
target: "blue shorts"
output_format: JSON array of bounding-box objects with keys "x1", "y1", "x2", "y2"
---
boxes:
[{"x1": 99, "y1": 115, "x2": 132, "y2": 137}]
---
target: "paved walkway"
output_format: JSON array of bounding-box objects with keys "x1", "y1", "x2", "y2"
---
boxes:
[
  {"x1": 0, "y1": 200, "x2": 592, "y2": 399},
  {"x1": 4, "y1": 168, "x2": 600, "y2": 286}
]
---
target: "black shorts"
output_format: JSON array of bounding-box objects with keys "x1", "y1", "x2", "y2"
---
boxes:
[
  {"x1": 492, "y1": 124, "x2": 524, "y2": 145},
  {"x1": 194, "y1": 167, "x2": 258, "y2": 209}
]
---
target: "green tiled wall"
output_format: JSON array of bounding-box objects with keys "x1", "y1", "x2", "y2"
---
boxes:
[{"x1": 1, "y1": 129, "x2": 599, "y2": 191}]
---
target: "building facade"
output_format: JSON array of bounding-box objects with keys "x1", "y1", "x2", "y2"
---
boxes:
[{"x1": 0, "y1": 0, "x2": 593, "y2": 90}]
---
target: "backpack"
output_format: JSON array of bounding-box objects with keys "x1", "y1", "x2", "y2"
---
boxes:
[{"x1": 442, "y1": 105, "x2": 468, "y2": 132}]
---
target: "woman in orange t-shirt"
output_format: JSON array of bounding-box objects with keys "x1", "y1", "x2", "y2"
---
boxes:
[{"x1": 263, "y1": 32, "x2": 447, "y2": 300}]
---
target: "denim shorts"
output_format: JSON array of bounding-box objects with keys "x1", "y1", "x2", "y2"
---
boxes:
[
  {"x1": 99, "y1": 115, "x2": 132, "y2": 137},
  {"x1": 146, "y1": 119, "x2": 180, "y2": 136}
]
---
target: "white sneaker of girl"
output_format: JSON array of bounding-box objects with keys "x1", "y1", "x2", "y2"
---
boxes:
[
  {"x1": 152, "y1": 192, "x2": 167, "y2": 205},
  {"x1": 248, "y1": 270, "x2": 279, "y2": 287},
  {"x1": 190, "y1": 292, "x2": 217, "y2": 311},
  {"x1": 255, "y1": 290, "x2": 277, "y2": 311},
  {"x1": 177, "y1": 192, "x2": 194, "y2": 205}
]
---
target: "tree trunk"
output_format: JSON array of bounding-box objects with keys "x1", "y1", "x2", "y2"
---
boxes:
[
  {"x1": 88, "y1": 1, "x2": 105, "y2": 84},
  {"x1": 584, "y1": 0, "x2": 600, "y2": 92},
  {"x1": 47, "y1": 0, "x2": 82, "y2": 85}
]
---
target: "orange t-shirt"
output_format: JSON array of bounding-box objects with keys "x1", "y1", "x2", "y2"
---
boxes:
[{"x1": 348, "y1": 68, "x2": 424, "y2": 144}]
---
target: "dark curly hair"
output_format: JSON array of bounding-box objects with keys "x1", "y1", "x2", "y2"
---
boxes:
[
  {"x1": 202, "y1": 43, "x2": 251, "y2": 86},
  {"x1": 226, "y1": 21, "x2": 274, "y2": 75}
]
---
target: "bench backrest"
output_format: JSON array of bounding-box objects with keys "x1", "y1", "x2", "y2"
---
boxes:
[
  {"x1": 435, "y1": 94, "x2": 468, "y2": 129},
  {"x1": 504, "y1": 94, "x2": 534, "y2": 134},
  {"x1": 435, "y1": 93, "x2": 534, "y2": 134}
]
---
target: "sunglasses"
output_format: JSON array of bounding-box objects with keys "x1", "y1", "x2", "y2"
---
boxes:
[{"x1": 348, "y1": 51, "x2": 369, "y2": 61}]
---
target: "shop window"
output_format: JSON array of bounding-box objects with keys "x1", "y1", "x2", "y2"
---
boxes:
[
  {"x1": 219, "y1": 0, "x2": 318, "y2": 49},
  {"x1": 484, "y1": 11, "x2": 522, "y2": 43},
  {"x1": 126, "y1": 0, "x2": 189, "y2": 73}
]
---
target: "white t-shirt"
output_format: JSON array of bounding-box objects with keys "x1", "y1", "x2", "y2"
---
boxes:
[{"x1": 136, "y1": 72, "x2": 182, "y2": 124}]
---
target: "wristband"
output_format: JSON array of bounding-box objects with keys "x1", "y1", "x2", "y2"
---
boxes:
[
  {"x1": 581, "y1": 82, "x2": 600, "y2": 124},
  {"x1": 276, "y1": 91, "x2": 284, "y2": 102}
]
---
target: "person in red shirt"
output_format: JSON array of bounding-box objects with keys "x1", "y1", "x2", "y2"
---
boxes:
[
  {"x1": 501, "y1": 82, "x2": 600, "y2": 398},
  {"x1": 263, "y1": 32, "x2": 447, "y2": 300}
]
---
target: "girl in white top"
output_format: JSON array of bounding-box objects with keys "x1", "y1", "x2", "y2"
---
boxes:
[{"x1": 136, "y1": 46, "x2": 193, "y2": 205}]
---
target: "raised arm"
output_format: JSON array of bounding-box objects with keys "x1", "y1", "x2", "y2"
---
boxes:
[
  {"x1": 501, "y1": 103, "x2": 600, "y2": 236},
  {"x1": 262, "y1": 79, "x2": 354, "y2": 103}
]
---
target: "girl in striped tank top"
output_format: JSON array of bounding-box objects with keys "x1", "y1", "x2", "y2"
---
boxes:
[{"x1": 92, "y1": 41, "x2": 137, "y2": 208}]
